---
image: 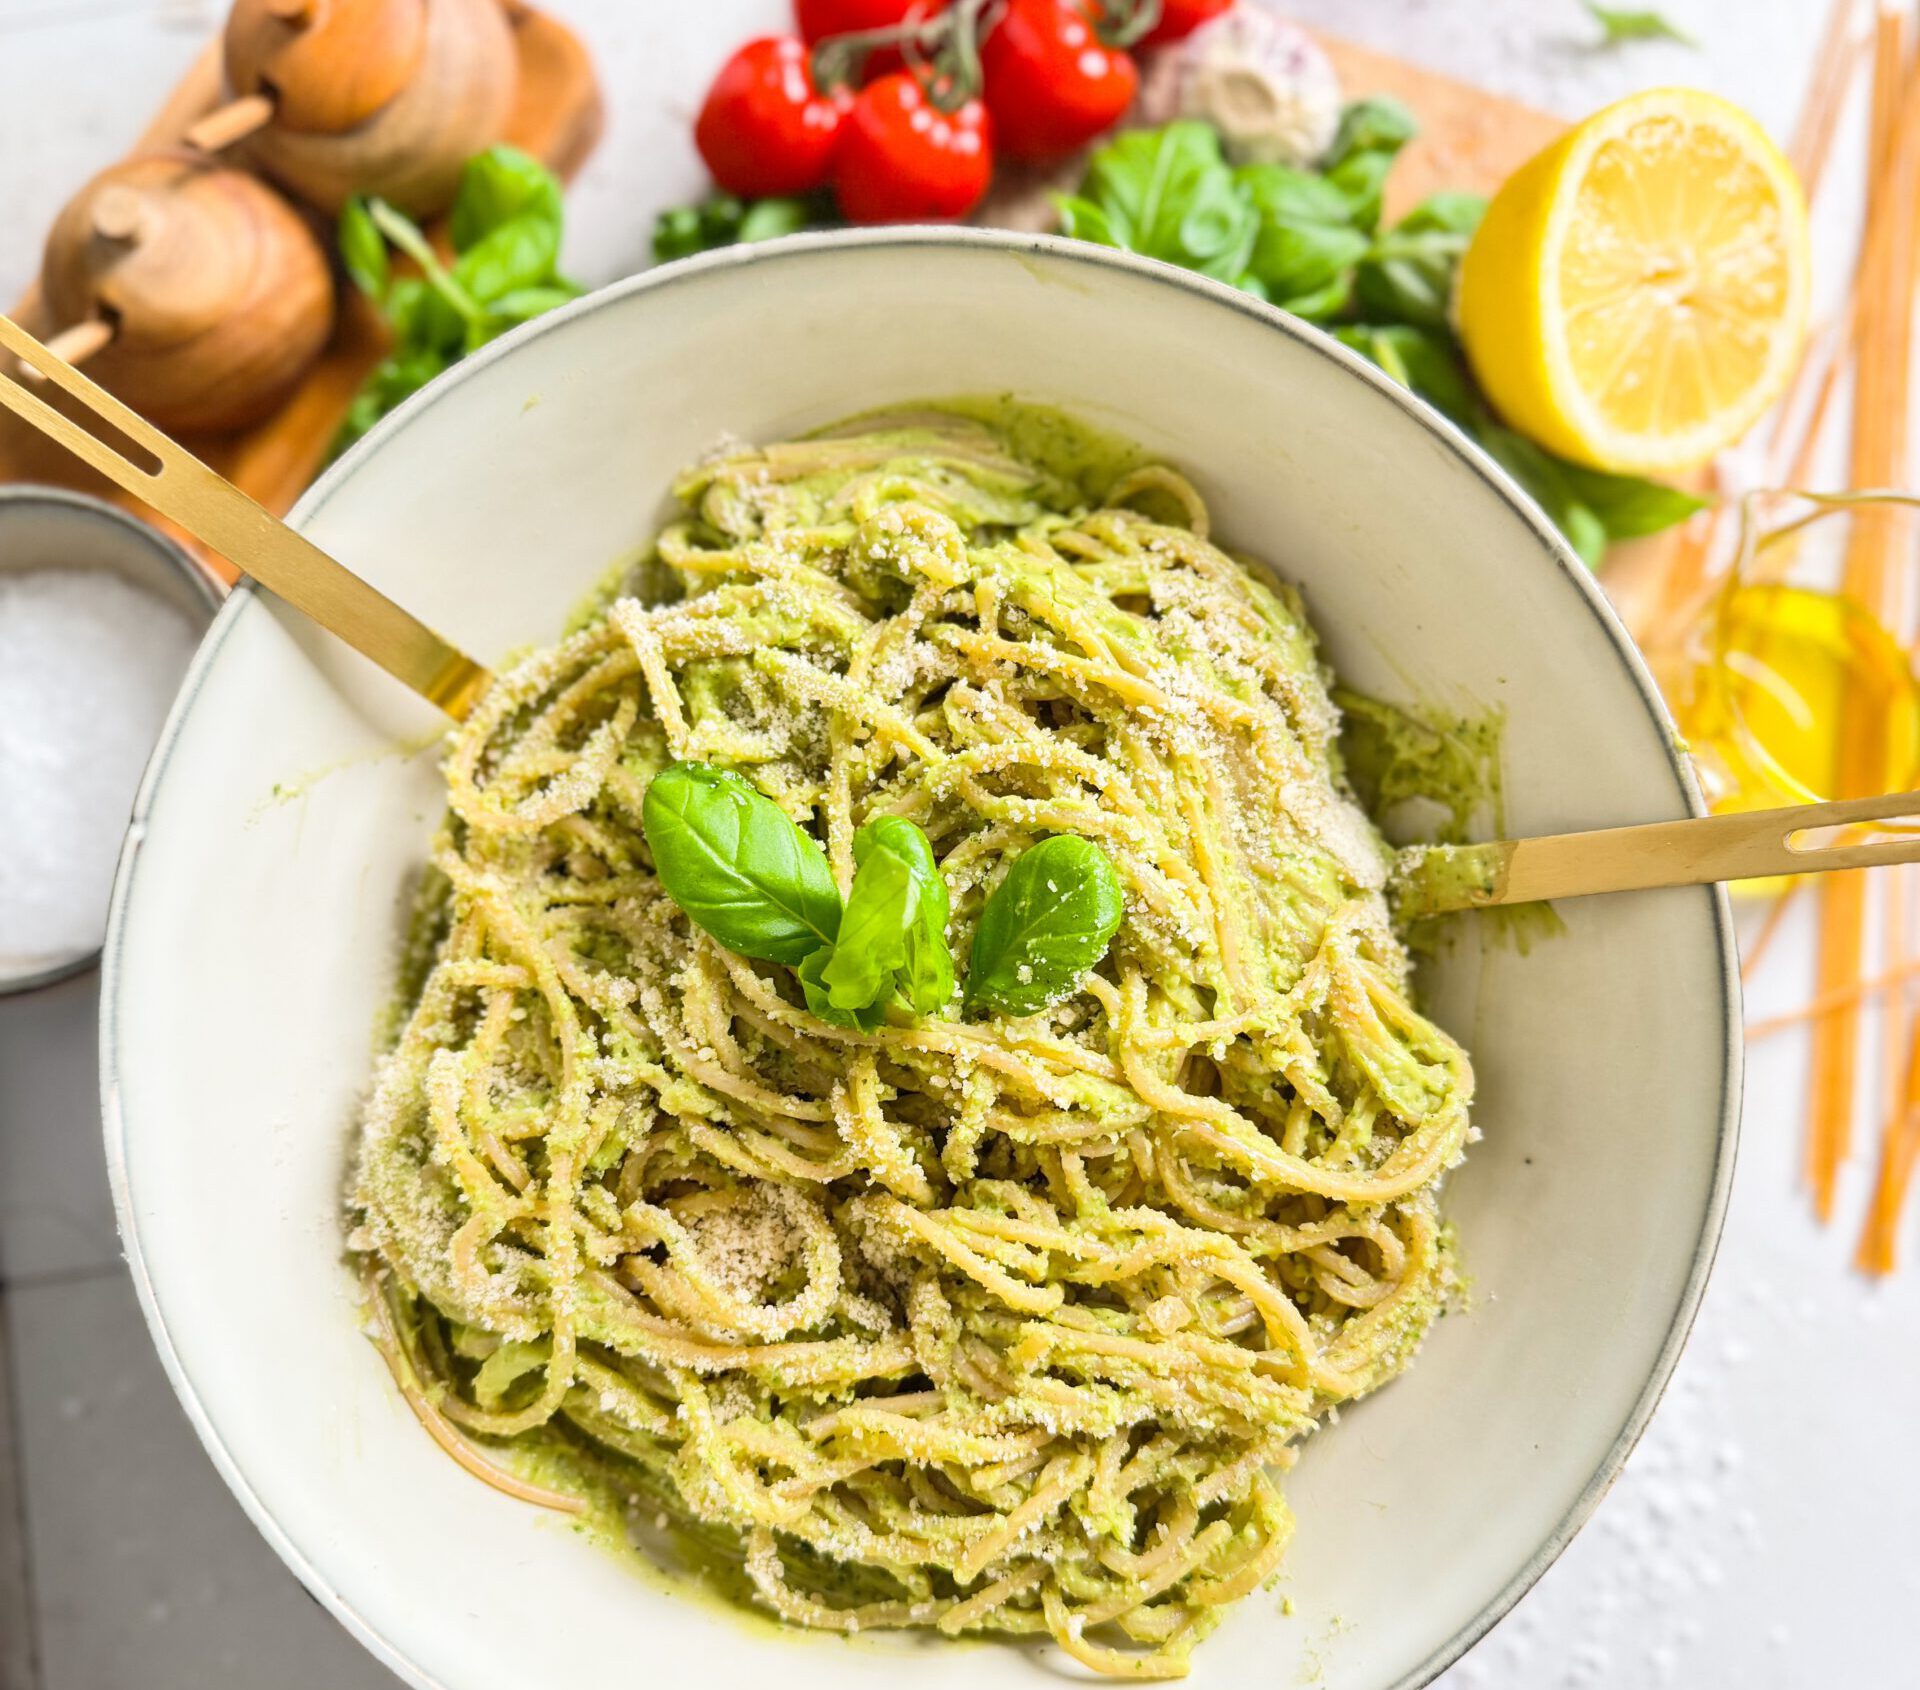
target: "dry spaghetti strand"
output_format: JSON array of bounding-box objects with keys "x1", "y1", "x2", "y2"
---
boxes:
[{"x1": 1807, "y1": 7, "x2": 1920, "y2": 1221}]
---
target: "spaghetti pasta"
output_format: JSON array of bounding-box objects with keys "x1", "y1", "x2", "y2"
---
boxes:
[{"x1": 350, "y1": 411, "x2": 1475, "y2": 1678}]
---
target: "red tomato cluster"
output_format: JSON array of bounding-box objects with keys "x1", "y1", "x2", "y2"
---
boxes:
[{"x1": 694, "y1": 0, "x2": 1233, "y2": 225}]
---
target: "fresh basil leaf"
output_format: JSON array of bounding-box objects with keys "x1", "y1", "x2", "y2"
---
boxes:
[
  {"x1": 338, "y1": 195, "x2": 389, "y2": 301},
  {"x1": 818, "y1": 817, "x2": 954, "y2": 1016},
  {"x1": 486, "y1": 282, "x2": 584, "y2": 327},
  {"x1": 1237, "y1": 165, "x2": 1369, "y2": 317},
  {"x1": 384, "y1": 276, "x2": 465, "y2": 353},
  {"x1": 450, "y1": 146, "x2": 563, "y2": 254},
  {"x1": 1055, "y1": 194, "x2": 1125, "y2": 248},
  {"x1": 1327, "y1": 97, "x2": 1418, "y2": 170},
  {"x1": 654, "y1": 200, "x2": 728, "y2": 264},
  {"x1": 1321, "y1": 99, "x2": 1418, "y2": 232},
  {"x1": 738, "y1": 197, "x2": 813, "y2": 243},
  {"x1": 365, "y1": 196, "x2": 486, "y2": 329},
  {"x1": 1323, "y1": 147, "x2": 1398, "y2": 233},
  {"x1": 1396, "y1": 191, "x2": 1488, "y2": 237},
  {"x1": 1478, "y1": 424, "x2": 1706, "y2": 561},
  {"x1": 820, "y1": 818, "x2": 926, "y2": 1010},
  {"x1": 965, "y1": 835, "x2": 1125, "y2": 1018},
  {"x1": 1355, "y1": 192, "x2": 1487, "y2": 327},
  {"x1": 1478, "y1": 426, "x2": 1609, "y2": 569},
  {"x1": 1559, "y1": 498, "x2": 1610, "y2": 572},
  {"x1": 641, "y1": 762, "x2": 842, "y2": 965},
  {"x1": 860, "y1": 816, "x2": 955, "y2": 1016},
  {"x1": 1236, "y1": 162, "x2": 1358, "y2": 227},
  {"x1": 337, "y1": 150, "x2": 579, "y2": 457},
  {"x1": 454, "y1": 215, "x2": 562, "y2": 306},
  {"x1": 1067, "y1": 123, "x2": 1259, "y2": 281},
  {"x1": 798, "y1": 946, "x2": 887, "y2": 1030},
  {"x1": 446, "y1": 148, "x2": 571, "y2": 304},
  {"x1": 1553, "y1": 459, "x2": 1711, "y2": 540},
  {"x1": 1273, "y1": 272, "x2": 1358, "y2": 319},
  {"x1": 1336, "y1": 324, "x2": 1477, "y2": 426},
  {"x1": 1354, "y1": 248, "x2": 1454, "y2": 327},
  {"x1": 1583, "y1": 2, "x2": 1696, "y2": 46},
  {"x1": 899, "y1": 868, "x2": 956, "y2": 1015},
  {"x1": 1246, "y1": 219, "x2": 1367, "y2": 319},
  {"x1": 327, "y1": 345, "x2": 449, "y2": 460},
  {"x1": 653, "y1": 193, "x2": 828, "y2": 263}
]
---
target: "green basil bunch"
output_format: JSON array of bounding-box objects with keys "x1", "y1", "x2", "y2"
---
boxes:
[
  {"x1": 640, "y1": 762, "x2": 1124, "y2": 1025},
  {"x1": 652, "y1": 192, "x2": 831, "y2": 263},
  {"x1": 1055, "y1": 111, "x2": 1708, "y2": 568},
  {"x1": 805, "y1": 815, "x2": 954, "y2": 1029},
  {"x1": 332, "y1": 147, "x2": 583, "y2": 458}
]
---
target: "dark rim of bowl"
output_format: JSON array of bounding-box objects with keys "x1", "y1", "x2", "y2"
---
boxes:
[{"x1": 98, "y1": 226, "x2": 1742, "y2": 1690}]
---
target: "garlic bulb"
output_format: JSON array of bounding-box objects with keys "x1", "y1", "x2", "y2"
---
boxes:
[{"x1": 1136, "y1": 4, "x2": 1343, "y2": 169}]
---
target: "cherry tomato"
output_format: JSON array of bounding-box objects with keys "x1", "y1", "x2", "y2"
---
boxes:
[
  {"x1": 1141, "y1": 0, "x2": 1234, "y2": 45},
  {"x1": 795, "y1": 0, "x2": 933, "y2": 40},
  {"x1": 833, "y1": 73, "x2": 993, "y2": 222},
  {"x1": 981, "y1": 0, "x2": 1139, "y2": 162},
  {"x1": 695, "y1": 37, "x2": 852, "y2": 199}
]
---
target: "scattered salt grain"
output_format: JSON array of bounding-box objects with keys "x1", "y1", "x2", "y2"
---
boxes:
[{"x1": 0, "y1": 568, "x2": 198, "y2": 970}]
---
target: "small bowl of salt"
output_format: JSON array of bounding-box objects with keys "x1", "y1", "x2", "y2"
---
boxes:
[{"x1": 0, "y1": 488, "x2": 218, "y2": 994}]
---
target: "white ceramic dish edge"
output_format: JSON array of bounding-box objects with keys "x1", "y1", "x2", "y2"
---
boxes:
[
  {"x1": 0, "y1": 487, "x2": 221, "y2": 993},
  {"x1": 99, "y1": 227, "x2": 1743, "y2": 1690}
]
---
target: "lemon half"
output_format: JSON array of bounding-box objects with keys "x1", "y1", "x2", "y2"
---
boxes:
[{"x1": 1458, "y1": 88, "x2": 1811, "y2": 476}]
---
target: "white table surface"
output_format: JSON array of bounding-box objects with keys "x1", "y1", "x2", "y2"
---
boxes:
[{"x1": 2, "y1": 3, "x2": 1915, "y2": 1688}]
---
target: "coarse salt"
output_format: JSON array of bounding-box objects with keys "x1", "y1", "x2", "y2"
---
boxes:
[{"x1": 0, "y1": 568, "x2": 198, "y2": 969}]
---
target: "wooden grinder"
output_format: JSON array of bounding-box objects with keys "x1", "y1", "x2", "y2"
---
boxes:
[
  {"x1": 191, "y1": 0, "x2": 519, "y2": 217},
  {"x1": 38, "y1": 152, "x2": 336, "y2": 435}
]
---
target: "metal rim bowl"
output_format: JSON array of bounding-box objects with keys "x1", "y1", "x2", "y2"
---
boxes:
[{"x1": 0, "y1": 487, "x2": 220, "y2": 995}]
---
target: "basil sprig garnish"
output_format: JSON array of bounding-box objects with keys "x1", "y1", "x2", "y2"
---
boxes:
[
  {"x1": 797, "y1": 948, "x2": 888, "y2": 1031},
  {"x1": 642, "y1": 764, "x2": 1123, "y2": 1026},
  {"x1": 965, "y1": 835, "x2": 1125, "y2": 1018},
  {"x1": 817, "y1": 816, "x2": 955, "y2": 1017},
  {"x1": 640, "y1": 763, "x2": 841, "y2": 966}
]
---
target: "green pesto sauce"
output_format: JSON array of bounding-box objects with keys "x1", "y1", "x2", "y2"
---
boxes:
[
  {"x1": 251, "y1": 729, "x2": 442, "y2": 824},
  {"x1": 1335, "y1": 688, "x2": 1506, "y2": 848},
  {"x1": 1334, "y1": 688, "x2": 1565, "y2": 956},
  {"x1": 372, "y1": 862, "x2": 452, "y2": 1054},
  {"x1": 818, "y1": 395, "x2": 1154, "y2": 508},
  {"x1": 1476, "y1": 896, "x2": 1566, "y2": 957},
  {"x1": 496, "y1": 1427, "x2": 972, "y2": 1649},
  {"x1": 1403, "y1": 842, "x2": 1504, "y2": 907},
  {"x1": 563, "y1": 399, "x2": 1150, "y2": 631}
]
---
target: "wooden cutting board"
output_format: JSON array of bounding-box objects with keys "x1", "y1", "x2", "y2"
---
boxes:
[{"x1": 0, "y1": 2, "x2": 602, "y2": 571}]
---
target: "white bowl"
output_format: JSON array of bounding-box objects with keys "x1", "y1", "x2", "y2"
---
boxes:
[
  {"x1": 102, "y1": 230, "x2": 1739, "y2": 1690},
  {"x1": 0, "y1": 488, "x2": 219, "y2": 993}
]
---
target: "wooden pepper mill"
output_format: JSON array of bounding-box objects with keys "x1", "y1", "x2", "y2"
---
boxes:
[
  {"x1": 189, "y1": 0, "x2": 519, "y2": 217},
  {"x1": 38, "y1": 151, "x2": 336, "y2": 435}
]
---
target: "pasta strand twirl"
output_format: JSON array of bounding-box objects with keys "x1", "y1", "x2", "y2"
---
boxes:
[{"x1": 350, "y1": 412, "x2": 1475, "y2": 1680}]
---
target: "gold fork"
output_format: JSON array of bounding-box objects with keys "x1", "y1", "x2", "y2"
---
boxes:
[
  {"x1": 0, "y1": 312, "x2": 492, "y2": 720},
  {"x1": 1394, "y1": 788, "x2": 1920, "y2": 917}
]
